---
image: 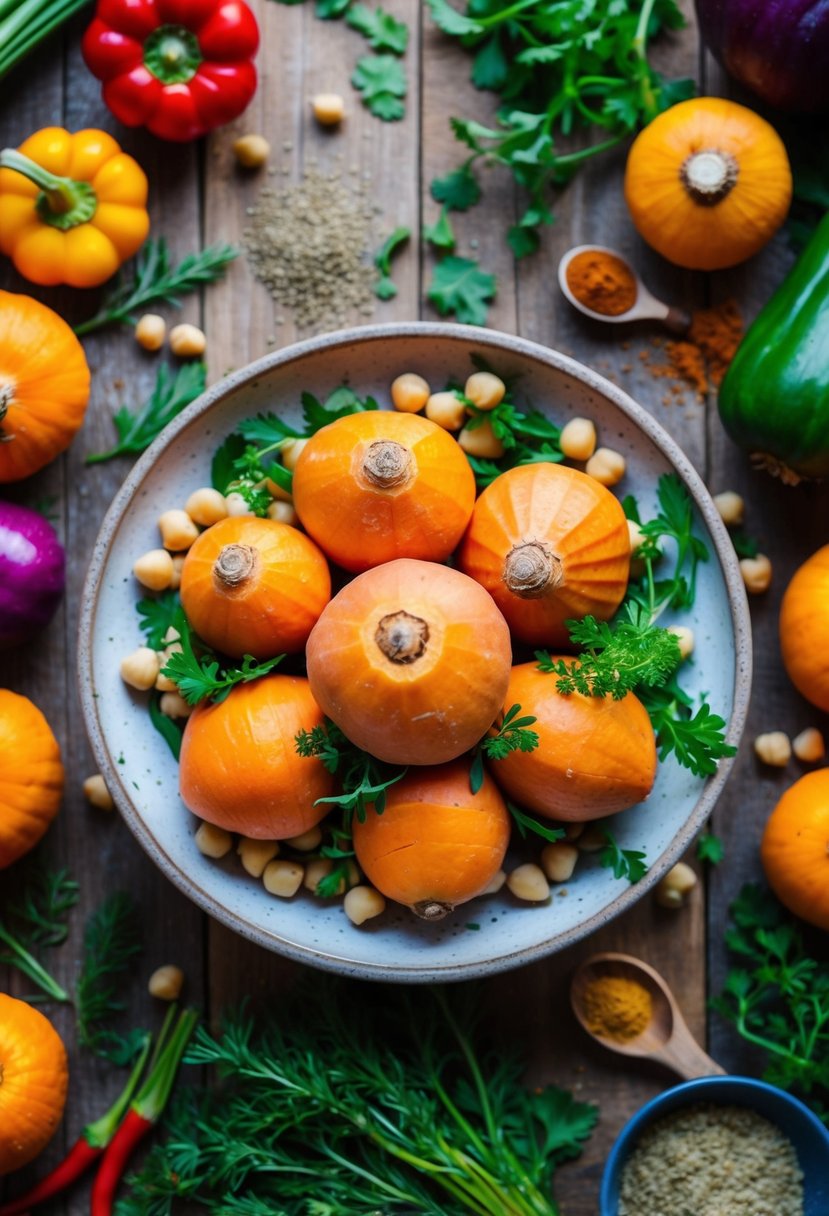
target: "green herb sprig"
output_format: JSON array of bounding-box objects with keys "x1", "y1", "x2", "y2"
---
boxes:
[
  {"x1": 137, "y1": 590, "x2": 181, "y2": 650},
  {"x1": 161, "y1": 612, "x2": 283, "y2": 706},
  {"x1": 352, "y1": 53, "x2": 407, "y2": 119},
  {"x1": 508, "y1": 802, "x2": 565, "y2": 846},
  {"x1": 373, "y1": 225, "x2": 410, "y2": 299},
  {"x1": 640, "y1": 677, "x2": 734, "y2": 779},
  {"x1": 86, "y1": 363, "x2": 206, "y2": 463},
  {"x1": 598, "y1": 830, "x2": 648, "y2": 884},
  {"x1": 470, "y1": 703, "x2": 538, "y2": 793},
  {"x1": 295, "y1": 719, "x2": 407, "y2": 823},
  {"x1": 428, "y1": 255, "x2": 496, "y2": 326},
  {"x1": 76, "y1": 892, "x2": 144, "y2": 1063},
  {"x1": 0, "y1": 866, "x2": 78, "y2": 1002}
]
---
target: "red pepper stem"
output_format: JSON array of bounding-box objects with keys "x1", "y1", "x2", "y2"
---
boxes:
[
  {"x1": 133, "y1": 1008, "x2": 198, "y2": 1123},
  {"x1": 85, "y1": 1033, "x2": 152, "y2": 1149},
  {"x1": 0, "y1": 148, "x2": 97, "y2": 228}
]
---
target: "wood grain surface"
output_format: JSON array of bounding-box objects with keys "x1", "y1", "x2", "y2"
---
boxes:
[{"x1": 1, "y1": 3, "x2": 827, "y2": 1214}]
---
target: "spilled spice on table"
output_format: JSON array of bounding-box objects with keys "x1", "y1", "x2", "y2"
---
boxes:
[{"x1": 641, "y1": 299, "x2": 743, "y2": 400}]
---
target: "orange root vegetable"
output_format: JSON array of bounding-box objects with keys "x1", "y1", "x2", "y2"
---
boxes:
[
  {"x1": 760, "y1": 769, "x2": 829, "y2": 932},
  {"x1": 0, "y1": 994, "x2": 68, "y2": 1176},
  {"x1": 0, "y1": 690, "x2": 64, "y2": 870},
  {"x1": 305, "y1": 558, "x2": 512, "y2": 765},
  {"x1": 180, "y1": 516, "x2": 331, "y2": 659},
  {"x1": 179, "y1": 675, "x2": 334, "y2": 839},
  {"x1": 779, "y1": 545, "x2": 829, "y2": 712},
  {"x1": 458, "y1": 463, "x2": 631, "y2": 647},
  {"x1": 291, "y1": 411, "x2": 476, "y2": 572},
  {"x1": 352, "y1": 761, "x2": 510, "y2": 918},
  {"x1": 490, "y1": 662, "x2": 657, "y2": 821}
]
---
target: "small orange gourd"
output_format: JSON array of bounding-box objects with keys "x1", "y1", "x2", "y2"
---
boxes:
[
  {"x1": 352, "y1": 761, "x2": 510, "y2": 919},
  {"x1": 0, "y1": 994, "x2": 68, "y2": 1176},
  {"x1": 624, "y1": 97, "x2": 792, "y2": 271},
  {"x1": 458, "y1": 462, "x2": 630, "y2": 647},
  {"x1": 761, "y1": 769, "x2": 829, "y2": 932},
  {"x1": 180, "y1": 516, "x2": 331, "y2": 659},
  {"x1": 0, "y1": 291, "x2": 91, "y2": 482},
  {"x1": 490, "y1": 663, "x2": 657, "y2": 821},
  {"x1": 178, "y1": 675, "x2": 335, "y2": 839},
  {"x1": 779, "y1": 545, "x2": 829, "y2": 712},
  {"x1": 0, "y1": 690, "x2": 64, "y2": 869},
  {"x1": 306, "y1": 558, "x2": 512, "y2": 765},
  {"x1": 292, "y1": 411, "x2": 476, "y2": 572}
]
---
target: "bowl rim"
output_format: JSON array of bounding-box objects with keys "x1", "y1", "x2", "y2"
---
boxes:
[
  {"x1": 599, "y1": 1074, "x2": 829, "y2": 1214},
  {"x1": 77, "y1": 320, "x2": 752, "y2": 981}
]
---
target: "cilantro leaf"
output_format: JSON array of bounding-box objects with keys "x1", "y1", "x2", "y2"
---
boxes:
[
  {"x1": 423, "y1": 205, "x2": 456, "y2": 250},
  {"x1": 162, "y1": 612, "x2": 283, "y2": 705},
  {"x1": 507, "y1": 224, "x2": 540, "y2": 259},
  {"x1": 428, "y1": 255, "x2": 496, "y2": 326},
  {"x1": 295, "y1": 719, "x2": 406, "y2": 824},
  {"x1": 316, "y1": 0, "x2": 352, "y2": 16},
  {"x1": 641, "y1": 681, "x2": 736, "y2": 778},
  {"x1": 351, "y1": 54, "x2": 406, "y2": 120},
  {"x1": 527, "y1": 1086, "x2": 600, "y2": 1164},
  {"x1": 137, "y1": 591, "x2": 181, "y2": 650},
  {"x1": 598, "y1": 831, "x2": 648, "y2": 884},
  {"x1": 425, "y1": 0, "x2": 483, "y2": 37},
  {"x1": 211, "y1": 432, "x2": 247, "y2": 493},
  {"x1": 86, "y1": 363, "x2": 206, "y2": 463},
  {"x1": 696, "y1": 832, "x2": 724, "y2": 865},
  {"x1": 430, "y1": 164, "x2": 481, "y2": 211},
  {"x1": 373, "y1": 226, "x2": 410, "y2": 300},
  {"x1": 346, "y1": 3, "x2": 408, "y2": 53}
]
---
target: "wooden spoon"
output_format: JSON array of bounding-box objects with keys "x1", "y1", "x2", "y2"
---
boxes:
[
  {"x1": 558, "y1": 244, "x2": 691, "y2": 334},
  {"x1": 570, "y1": 952, "x2": 725, "y2": 1081}
]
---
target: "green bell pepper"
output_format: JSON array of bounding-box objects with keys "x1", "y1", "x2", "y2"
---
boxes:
[{"x1": 718, "y1": 211, "x2": 829, "y2": 484}]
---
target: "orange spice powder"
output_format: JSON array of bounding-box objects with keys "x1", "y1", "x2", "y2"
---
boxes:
[
  {"x1": 642, "y1": 299, "x2": 743, "y2": 399},
  {"x1": 566, "y1": 249, "x2": 638, "y2": 316}
]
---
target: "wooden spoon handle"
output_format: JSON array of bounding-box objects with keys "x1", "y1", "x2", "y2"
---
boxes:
[
  {"x1": 662, "y1": 305, "x2": 692, "y2": 335},
  {"x1": 653, "y1": 1019, "x2": 726, "y2": 1081}
]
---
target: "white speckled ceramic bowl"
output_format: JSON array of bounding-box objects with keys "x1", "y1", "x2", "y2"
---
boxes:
[{"x1": 79, "y1": 323, "x2": 751, "y2": 981}]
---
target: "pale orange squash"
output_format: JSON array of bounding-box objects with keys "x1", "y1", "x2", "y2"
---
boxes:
[
  {"x1": 490, "y1": 662, "x2": 657, "y2": 822},
  {"x1": 352, "y1": 761, "x2": 510, "y2": 919},
  {"x1": 178, "y1": 675, "x2": 335, "y2": 839},
  {"x1": 0, "y1": 994, "x2": 68, "y2": 1176},
  {"x1": 180, "y1": 516, "x2": 331, "y2": 659},
  {"x1": 0, "y1": 291, "x2": 90, "y2": 482},
  {"x1": 305, "y1": 558, "x2": 512, "y2": 765},
  {"x1": 624, "y1": 98, "x2": 792, "y2": 271},
  {"x1": 291, "y1": 410, "x2": 476, "y2": 572},
  {"x1": 457, "y1": 462, "x2": 630, "y2": 647},
  {"x1": 761, "y1": 769, "x2": 829, "y2": 932},
  {"x1": 779, "y1": 545, "x2": 829, "y2": 712},
  {"x1": 0, "y1": 690, "x2": 64, "y2": 869}
]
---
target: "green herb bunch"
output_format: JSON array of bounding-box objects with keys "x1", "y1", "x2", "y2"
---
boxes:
[{"x1": 118, "y1": 981, "x2": 597, "y2": 1215}]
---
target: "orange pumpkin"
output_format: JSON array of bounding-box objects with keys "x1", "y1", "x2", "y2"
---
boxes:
[
  {"x1": 291, "y1": 411, "x2": 476, "y2": 572},
  {"x1": 457, "y1": 463, "x2": 630, "y2": 647},
  {"x1": 779, "y1": 546, "x2": 829, "y2": 712},
  {"x1": 624, "y1": 98, "x2": 792, "y2": 271},
  {"x1": 490, "y1": 663, "x2": 656, "y2": 821},
  {"x1": 180, "y1": 516, "x2": 331, "y2": 659},
  {"x1": 0, "y1": 291, "x2": 91, "y2": 482},
  {"x1": 305, "y1": 558, "x2": 512, "y2": 765},
  {"x1": 352, "y1": 761, "x2": 510, "y2": 919},
  {"x1": 0, "y1": 690, "x2": 63, "y2": 869},
  {"x1": 0, "y1": 993, "x2": 68, "y2": 1176},
  {"x1": 761, "y1": 769, "x2": 829, "y2": 931},
  {"x1": 179, "y1": 674, "x2": 335, "y2": 839}
]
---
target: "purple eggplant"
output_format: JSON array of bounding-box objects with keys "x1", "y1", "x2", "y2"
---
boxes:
[
  {"x1": 0, "y1": 500, "x2": 65, "y2": 648},
  {"x1": 696, "y1": 0, "x2": 829, "y2": 113}
]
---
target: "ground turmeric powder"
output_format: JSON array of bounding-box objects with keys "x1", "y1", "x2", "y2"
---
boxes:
[
  {"x1": 582, "y1": 973, "x2": 652, "y2": 1042},
  {"x1": 643, "y1": 299, "x2": 743, "y2": 398},
  {"x1": 566, "y1": 250, "x2": 638, "y2": 316}
]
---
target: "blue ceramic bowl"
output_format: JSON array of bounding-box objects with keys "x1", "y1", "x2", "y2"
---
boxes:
[{"x1": 600, "y1": 1076, "x2": 829, "y2": 1216}]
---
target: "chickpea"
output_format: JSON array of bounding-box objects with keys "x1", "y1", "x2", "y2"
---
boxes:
[
  {"x1": 754, "y1": 731, "x2": 791, "y2": 767},
  {"x1": 479, "y1": 869, "x2": 506, "y2": 896},
  {"x1": 669, "y1": 625, "x2": 695, "y2": 661},
  {"x1": 564, "y1": 822, "x2": 584, "y2": 841},
  {"x1": 133, "y1": 548, "x2": 175, "y2": 591},
  {"x1": 263, "y1": 859, "x2": 305, "y2": 898},
  {"x1": 303, "y1": 857, "x2": 335, "y2": 894},
  {"x1": 458, "y1": 419, "x2": 504, "y2": 459},
  {"x1": 83, "y1": 773, "x2": 114, "y2": 811},
  {"x1": 135, "y1": 313, "x2": 166, "y2": 352},
  {"x1": 577, "y1": 823, "x2": 606, "y2": 852},
  {"x1": 163, "y1": 625, "x2": 181, "y2": 644},
  {"x1": 148, "y1": 964, "x2": 184, "y2": 1001},
  {"x1": 120, "y1": 647, "x2": 161, "y2": 691},
  {"x1": 585, "y1": 447, "x2": 626, "y2": 487},
  {"x1": 559, "y1": 417, "x2": 597, "y2": 462},
  {"x1": 267, "y1": 500, "x2": 299, "y2": 526},
  {"x1": 540, "y1": 842, "x2": 579, "y2": 884},
  {"x1": 655, "y1": 861, "x2": 697, "y2": 909},
  {"x1": 225, "y1": 491, "x2": 255, "y2": 517},
  {"x1": 185, "y1": 487, "x2": 228, "y2": 527},
  {"x1": 740, "y1": 553, "x2": 772, "y2": 594},
  {"x1": 391, "y1": 373, "x2": 430, "y2": 413},
  {"x1": 155, "y1": 662, "x2": 178, "y2": 693},
  {"x1": 169, "y1": 323, "x2": 206, "y2": 359},
  {"x1": 312, "y1": 92, "x2": 345, "y2": 126},
  {"x1": 425, "y1": 390, "x2": 466, "y2": 431},
  {"x1": 506, "y1": 863, "x2": 550, "y2": 903},
  {"x1": 233, "y1": 133, "x2": 270, "y2": 169},
  {"x1": 238, "y1": 837, "x2": 279, "y2": 878},
  {"x1": 793, "y1": 727, "x2": 825, "y2": 763},
  {"x1": 194, "y1": 821, "x2": 233, "y2": 859},
  {"x1": 344, "y1": 885, "x2": 386, "y2": 926},
  {"x1": 159, "y1": 691, "x2": 192, "y2": 719},
  {"x1": 713, "y1": 490, "x2": 745, "y2": 528},
  {"x1": 627, "y1": 519, "x2": 645, "y2": 554},
  {"x1": 464, "y1": 371, "x2": 505, "y2": 411},
  {"x1": 280, "y1": 438, "x2": 309, "y2": 471},
  {"x1": 284, "y1": 826, "x2": 322, "y2": 851},
  {"x1": 169, "y1": 554, "x2": 186, "y2": 591},
  {"x1": 158, "y1": 508, "x2": 199, "y2": 552}
]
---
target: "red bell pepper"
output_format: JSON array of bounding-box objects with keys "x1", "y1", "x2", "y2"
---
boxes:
[{"x1": 82, "y1": 0, "x2": 259, "y2": 142}]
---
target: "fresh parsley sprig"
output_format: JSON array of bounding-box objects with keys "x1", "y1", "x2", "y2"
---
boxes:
[
  {"x1": 598, "y1": 830, "x2": 648, "y2": 884},
  {"x1": 74, "y1": 238, "x2": 238, "y2": 336},
  {"x1": 161, "y1": 611, "x2": 284, "y2": 706},
  {"x1": 509, "y1": 802, "x2": 565, "y2": 845},
  {"x1": 295, "y1": 719, "x2": 407, "y2": 823},
  {"x1": 626, "y1": 474, "x2": 710, "y2": 617},
  {"x1": 428, "y1": 255, "x2": 496, "y2": 326},
  {"x1": 137, "y1": 590, "x2": 181, "y2": 650},
  {"x1": 640, "y1": 678, "x2": 735, "y2": 779},
  {"x1": 86, "y1": 363, "x2": 206, "y2": 463},
  {"x1": 470, "y1": 703, "x2": 539, "y2": 793}
]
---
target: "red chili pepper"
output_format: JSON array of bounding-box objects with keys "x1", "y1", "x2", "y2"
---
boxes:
[
  {"x1": 81, "y1": 0, "x2": 259, "y2": 142},
  {"x1": 90, "y1": 1008, "x2": 198, "y2": 1216}
]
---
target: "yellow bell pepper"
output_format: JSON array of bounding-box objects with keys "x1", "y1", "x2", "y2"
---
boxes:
[{"x1": 0, "y1": 127, "x2": 149, "y2": 289}]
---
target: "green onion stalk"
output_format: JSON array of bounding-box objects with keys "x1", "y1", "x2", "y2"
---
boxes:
[{"x1": 0, "y1": 0, "x2": 92, "y2": 81}]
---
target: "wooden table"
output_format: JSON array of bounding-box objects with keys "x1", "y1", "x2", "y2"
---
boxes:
[{"x1": 2, "y1": 3, "x2": 828, "y2": 1213}]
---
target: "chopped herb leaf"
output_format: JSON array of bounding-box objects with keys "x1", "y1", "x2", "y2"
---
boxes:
[
  {"x1": 162, "y1": 611, "x2": 283, "y2": 705},
  {"x1": 86, "y1": 363, "x2": 206, "y2": 463},
  {"x1": 351, "y1": 53, "x2": 407, "y2": 120},
  {"x1": 346, "y1": 3, "x2": 408, "y2": 53},
  {"x1": 373, "y1": 225, "x2": 410, "y2": 299},
  {"x1": 137, "y1": 590, "x2": 181, "y2": 650},
  {"x1": 423, "y1": 205, "x2": 457, "y2": 250},
  {"x1": 696, "y1": 832, "x2": 724, "y2": 865},
  {"x1": 428, "y1": 255, "x2": 496, "y2": 326},
  {"x1": 598, "y1": 831, "x2": 648, "y2": 884}
]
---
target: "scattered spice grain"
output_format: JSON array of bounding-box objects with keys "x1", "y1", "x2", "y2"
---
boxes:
[
  {"x1": 566, "y1": 249, "x2": 637, "y2": 316},
  {"x1": 618, "y1": 1103, "x2": 804, "y2": 1216},
  {"x1": 642, "y1": 299, "x2": 743, "y2": 398},
  {"x1": 582, "y1": 974, "x2": 651, "y2": 1042}
]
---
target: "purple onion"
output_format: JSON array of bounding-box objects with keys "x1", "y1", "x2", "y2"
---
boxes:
[
  {"x1": 695, "y1": 0, "x2": 829, "y2": 113},
  {"x1": 0, "y1": 500, "x2": 65, "y2": 649}
]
